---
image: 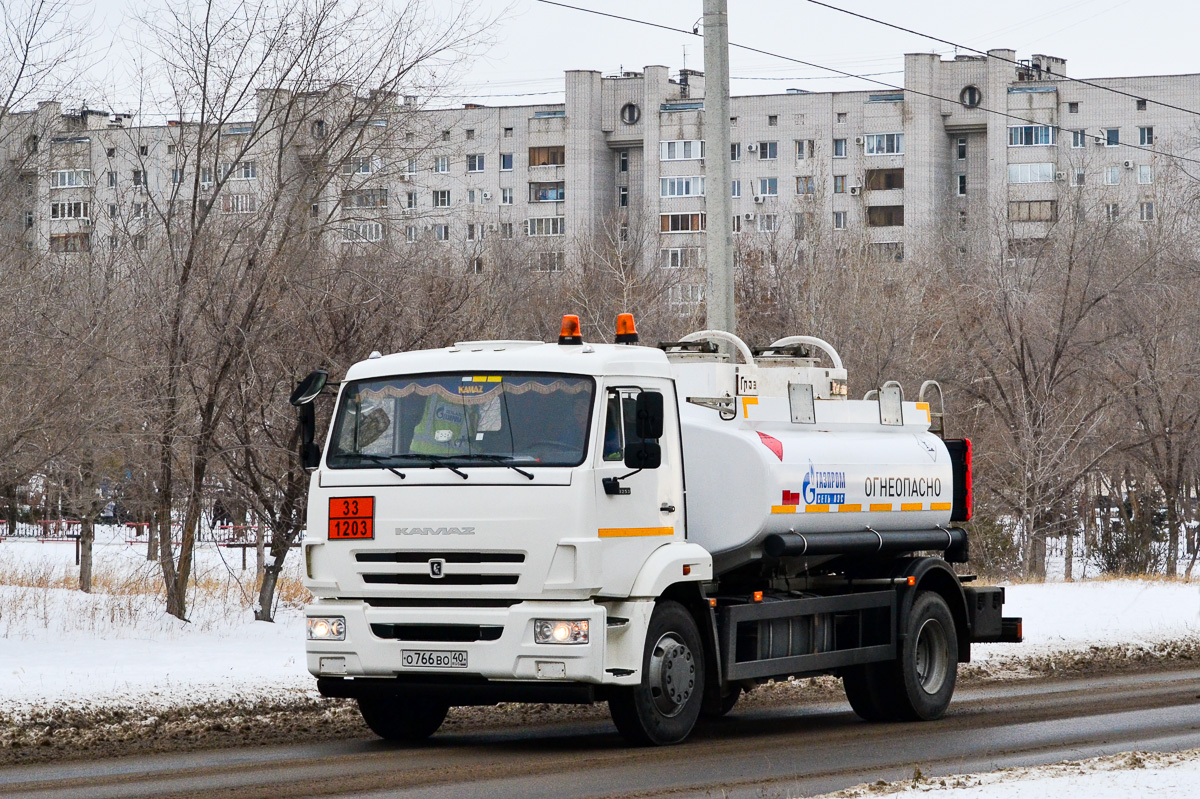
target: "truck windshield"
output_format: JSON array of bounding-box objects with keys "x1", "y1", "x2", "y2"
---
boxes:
[{"x1": 327, "y1": 372, "x2": 595, "y2": 469}]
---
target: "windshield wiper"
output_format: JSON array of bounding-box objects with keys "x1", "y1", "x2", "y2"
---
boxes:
[
  {"x1": 454, "y1": 453, "x2": 535, "y2": 480},
  {"x1": 391, "y1": 453, "x2": 469, "y2": 480},
  {"x1": 343, "y1": 452, "x2": 406, "y2": 480}
]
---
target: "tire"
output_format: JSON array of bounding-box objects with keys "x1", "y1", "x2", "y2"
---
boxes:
[
  {"x1": 893, "y1": 591, "x2": 958, "y2": 721},
  {"x1": 357, "y1": 694, "x2": 449, "y2": 741},
  {"x1": 609, "y1": 600, "x2": 706, "y2": 745},
  {"x1": 701, "y1": 685, "x2": 741, "y2": 719},
  {"x1": 842, "y1": 663, "x2": 898, "y2": 721}
]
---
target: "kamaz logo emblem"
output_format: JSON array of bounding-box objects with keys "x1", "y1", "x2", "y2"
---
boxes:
[
  {"x1": 395, "y1": 526, "x2": 476, "y2": 536},
  {"x1": 429, "y1": 559, "x2": 445, "y2": 578}
]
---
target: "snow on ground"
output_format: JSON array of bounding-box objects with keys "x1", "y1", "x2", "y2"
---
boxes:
[{"x1": 821, "y1": 749, "x2": 1200, "y2": 799}]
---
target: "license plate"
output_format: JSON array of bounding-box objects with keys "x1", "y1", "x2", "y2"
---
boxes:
[{"x1": 401, "y1": 649, "x2": 468, "y2": 669}]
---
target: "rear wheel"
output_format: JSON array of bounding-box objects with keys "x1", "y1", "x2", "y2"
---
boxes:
[
  {"x1": 609, "y1": 600, "x2": 705, "y2": 745},
  {"x1": 893, "y1": 591, "x2": 958, "y2": 721},
  {"x1": 842, "y1": 663, "x2": 897, "y2": 721},
  {"x1": 701, "y1": 685, "x2": 741, "y2": 719},
  {"x1": 357, "y1": 694, "x2": 449, "y2": 741}
]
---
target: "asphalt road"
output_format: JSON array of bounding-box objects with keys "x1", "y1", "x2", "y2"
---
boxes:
[{"x1": 3, "y1": 667, "x2": 1199, "y2": 799}]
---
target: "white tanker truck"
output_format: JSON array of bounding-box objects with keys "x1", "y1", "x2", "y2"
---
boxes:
[{"x1": 293, "y1": 315, "x2": 1021, "y2": 746}]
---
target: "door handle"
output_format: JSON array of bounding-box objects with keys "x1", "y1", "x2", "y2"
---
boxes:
[{"x1": 660, "y1": 503, "x2": 676, "y2": 514}]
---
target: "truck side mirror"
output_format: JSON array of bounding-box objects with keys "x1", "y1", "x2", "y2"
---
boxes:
[
  {"x1": 290, "y1": 370, "x2": 328, "y2": 406},
  {"x1": 635, "y1": 392, "x2": 664, "y2": 440},
  {"x1": 298, "y1": 402, "x2": 321, "y2": 470},
  {"x1": 625, "y1": 441, "x2": 661, "y2": 470}
]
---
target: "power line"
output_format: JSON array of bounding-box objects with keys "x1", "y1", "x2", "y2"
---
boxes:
[
  {"x1": 804, "y1": 0, "x2": 1200, "y2": 120},
  {"x1": 532, "y1": 0, "x2": 1200, "y2": 168}
]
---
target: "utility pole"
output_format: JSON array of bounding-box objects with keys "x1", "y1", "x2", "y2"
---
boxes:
[{"x1": 702, "y1": 0, "x2": 735, "y2": 335}]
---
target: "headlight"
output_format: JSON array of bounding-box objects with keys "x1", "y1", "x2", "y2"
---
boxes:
[
  {"x1": 307, "y1": 616, "x2": 346, "y2": 641},
  {"x1": 534, "y1": 619, "x2": 589, "y2": 645}
]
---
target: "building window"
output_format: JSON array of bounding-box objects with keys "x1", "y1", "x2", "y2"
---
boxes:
[
  {"x1": 833, "y1": 175, "x2": 846, "y2": 194},
  {"x1": 864, "y1": 133, "x2": 904, "y2": 155},
  {"x1": 865, "y1": 168, "x2": 904, "y2": 190},
  {"x1": 660, "y1": 176, "x2": 705, "y2": 197},
  {"x1": 533, "y1": 251, "x2": 565, "y2": 272},
  {"x1": 1104, "y1": 128, "x2": 1120, "y2": 146},
  {"x1": 619, "y1": 186, "x2": 629, "y2": 206},
  {"x1": 402, "y1": 226, "x2": 415, "y2": 242},
  {"x1": 434, "y1": 156, "x2": 449, "y2": 173},
  {"x1": 201, "y1": 167, "x2": 213, "y2": 186},
  {"x1": 1105, "y1": 203, "x2": 1120, "y2": 221},
  {"x1": 1139, "y1": 201, "x2": 1154, "y2": 221},
  {"x1": 659, "y1": 212, "x2": 705, "y2": 232},
  {"x1": 1136, "y1": 99, "x2": 1147, "y2": 111},
  {"x1": 499, "y1": 153, "x2": 513, "y2": 171},
  {"x1": 767, "y1": 115, "x2": 778, "y2": 126},
  {"x1": 731, "y1": 215, "x2": 742, "y2": 234},
  {"x1": 133, "y1": 202, "x2": 148, "y2": 218},
  {"x1": 342, "y1": 221, "x2": 384, "y2": 242},
  {"x1": 866, "y1": 206, "x2": 904, "y2": 227},
  {"x1": 1071, "y1": 169, "x2": 1085, "y2": 186},
  {"x1": 441, "y1": 130, "x2": 450, "y2": 141},
  {"x1": 131, "y1": 233, "x2": 146, "y2": 251},
  {"x1": 1008, "y1": 200, "x2": 1058, "y2": 221},
  {"x1": 467, "y1": 154, "x2": 484, "y2": 172},
  {"x1": 343, "y1": 188, "x2": 388, "y2": 208},
  {"x1": 1071, "y1": 130, "x2": 1086, "y2": 148},
  {"x1": 833, "y1": 211, "x2": 847, "y2": 230},
  {"x1": 222, "y1": 194, "x2": 256, "y2": 214},
  {"x1": 793, "y1": 212, "x2": 806, "y2": 238},
  {"x1": 659, "y1": 140, "x2": 704, "y2": 161},
  {"x1": 404, "y1": 158, "x2": 417, "y2": 176},
  {"x1": 1007, "y1": 163, "x2": 1056, "y2": 183},
  {"x1": 795, "y1": 140, "x2": 813, "y2": 160},
  {"x1": 1139, "y1": 126, "x2": 1154, "y2": 146},
  {"x1": 108, "y1": 203, "x2": 118, "y2": 218},
  {"x1": 833, "y1": 139, "x2": 847, "y2": 158},
  {"x1": 49, "y1": 233, "x2": 90, "y2": 252},
  {"x1": 836, "y1": 112, "x2": 847, "y2": 123},
  {"x1": 757, "y1": 177, "x2": 777, "y2": 196},
  {"x1": 1104, "y1": 166, "x2": 1120, "y2": 185},
  {"x1": 433, "y1": 189, "x2": 450, "y2": 207},
  {"x1": 530, "y1": 145, "x2": 566, "y2": 166},
  {"x1": 466, "y1": 223, "x2": 476, "y2": 241},
  {"x1": 50, "y1": 169, "x2": 91, "y2": 188},
  {"x1": 1007, "y1": 125, "x2": 1056, "y2": 146},
  {"x1": 756, "y1": 141, "x2": 778, "y2": 160},
  {"x1": 796, "y1": 176, "x2": 815, "y2": 195},
  {"x1": 501, "y1": 187, "x2": 514, "y2": 205},
  {"x1": 756, "y1": 214, "x2": 778, "y2": 233},
  {"x1": 471, "y1": 257, "x2": 484, "y2": 274},
  {"x1": 406, "y1": 191, "x2": 417, "y2": 209},
  {"x1": 236, "y1": 161, "x2": 256, "y2": 179},
  {"x1": 960, "y1": 86, "x2": 981, "y2": 108},
  {"x1": 139, "y1": 145, "x2": 148, "y2": 156},
  {"x1": 526, "y1": 217, "x2": 566, "y2": 236},
  {"x1": 106, "y1": 147, "x2": 116, "y2": 157},
  {"x1": 503, "y1": 127, "x2": 513, "y2": 138},
  {"x1": 956, "y1": 138, "x2": 967, "y2": 160},
  {"x1": 171, "y1": 168, "x2": 184, "y2": 185},
  {"x1": 107, "y1": 171, "x2": 117, "y2": 188},
  {"x1": 957, "y1": 175, "x2": 966, "y2": 196},
  {"x1": 1068, "y1": 102, "x2": 1079, "y2": 113},
  {"x1": 731, "y1": 180, "x2": 741, "y2": 198},
  {"x1": 1138, "y1": 165, "x2": 1153, "y2": 184},
  {"x1": 465, "y1": 129, "x2": 475, "y2": 140},
  {"x1": 432, "y1": 224, "x2": 450, "y2": 241},
  {"x1": 730, "y1": 142, "x2": 741, "y2": 161},
  {"x1": 530, "y1": 182, "x2": 565, "y2": 202},
  {"x1": 618, "y1": 150, "x2": 629, "y2": 172},
  {"x1": 50, "y1": 201, "x2": 89, "y2": 220},
  {"x1": 668, "y1": 284, "x2": 704, "y2": 316},
  {"x1": 343, "y1": 157, "x2": 374, "y2": 175},
  {"x1": 501, "y1": 222, "x2": 514, "y2": 239},
  {"x1": 660, "y1": 247, "x2": 699, "y2": 269}
]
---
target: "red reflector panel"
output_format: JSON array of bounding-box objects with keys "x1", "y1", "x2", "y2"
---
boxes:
[{"x1": 329, "y1": 496, "x2": 375, "y2": 540}]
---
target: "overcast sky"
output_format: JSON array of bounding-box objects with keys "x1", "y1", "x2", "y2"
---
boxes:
[{"x1": 77, "y1": 0, "x2": 1200, "y2": 111}]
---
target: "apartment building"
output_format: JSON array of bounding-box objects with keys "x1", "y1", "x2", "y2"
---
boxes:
[{"x1": 5, "y1": 49, "x2": 1198, "y2": 311}]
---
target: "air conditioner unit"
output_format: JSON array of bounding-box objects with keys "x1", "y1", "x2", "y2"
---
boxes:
[
  {"x1": 1123, "y1": 160, "x2": 1135, "y2": 169},
  {"x1": 482, "y1": 191, "x2": 493, "y2": 200},
  {"x1": 848, "y1": 186, "x2": 861, "y2": 196},
  {"x1": 743, "y1": 212, "x2": 755, "y2": 220},
  {"x1": 486, "y1": 222, "x2": 497, "y2": 232},
  {"x1": 1055, "y1": 171, "x2": 1066, "y2": 181},
  {"x1": 745, "y1": 143, "x2": 759, "y2": 153},
  {"x1": 1094, "y1": 137, "x2": 1106, "y2": 145},
  {"x1": 752, "y1": 194, "x2": 765, "y2": 204},
  {"x1": 854, "y1": 136, "x2": 864, "y2": 145}
]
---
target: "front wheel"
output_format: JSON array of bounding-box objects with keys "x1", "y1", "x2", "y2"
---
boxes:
[
  {"x1": 609, "y1": 600, "x2": 705, "y2": 745},
  {"x1": 357, "y1": 694, "x2": 449, "y2": 741}
]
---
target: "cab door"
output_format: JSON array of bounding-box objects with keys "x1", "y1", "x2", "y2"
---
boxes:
[{"x1": 593, "y1": 378, "x2": 684, "y2": 596}]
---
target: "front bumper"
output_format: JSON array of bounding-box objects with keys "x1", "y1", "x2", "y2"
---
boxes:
[{"x1": 306, "y1": 598, "x2": 648, "y2": 687}]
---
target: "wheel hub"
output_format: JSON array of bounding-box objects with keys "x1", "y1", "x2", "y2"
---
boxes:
[
  {"x1": 648, "y1": 632, "x2": 696, "y2": 717},
  {"x1": 914, "y1": 617, "x2": 949, "y2": 694}
]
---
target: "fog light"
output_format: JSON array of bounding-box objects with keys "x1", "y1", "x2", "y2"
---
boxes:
[
  {"x1": 307, "y1": 616, "x2": 346, "y2": 641},
  {"x1": 534, "y1": 619, "x2": 589, "y2": 645}
]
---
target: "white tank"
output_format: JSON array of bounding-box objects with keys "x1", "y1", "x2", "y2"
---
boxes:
[{"x1": 665, "y1": 332, "x2": 953, "y2": 573}]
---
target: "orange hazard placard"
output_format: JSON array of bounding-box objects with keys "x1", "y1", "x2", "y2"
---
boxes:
[{"x1": 328, "y1": 496, "x2": 374, "y2": 540}]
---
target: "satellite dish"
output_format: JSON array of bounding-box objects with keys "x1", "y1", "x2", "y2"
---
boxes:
[{"x1": 289, "y1": 370, "x2": 328, "y2": 406}]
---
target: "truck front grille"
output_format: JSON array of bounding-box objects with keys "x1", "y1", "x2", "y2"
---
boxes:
[
  {"x1": 356, "y1": 550, "x2": 524, "y2": 588},
  {"x1": 370, "y1": 623, "x2": 504, "y2": 642},
  {"x1": 362, "y1": 573, "x2": 519, "y2": 586},
  {"x1": 356, "y1": 551, "x2": 525, "y2": 564}
]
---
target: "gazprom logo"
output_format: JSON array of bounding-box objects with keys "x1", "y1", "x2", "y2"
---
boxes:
[{"x1": 802, "y1": 461, "x2": 847, "y2": 505}]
